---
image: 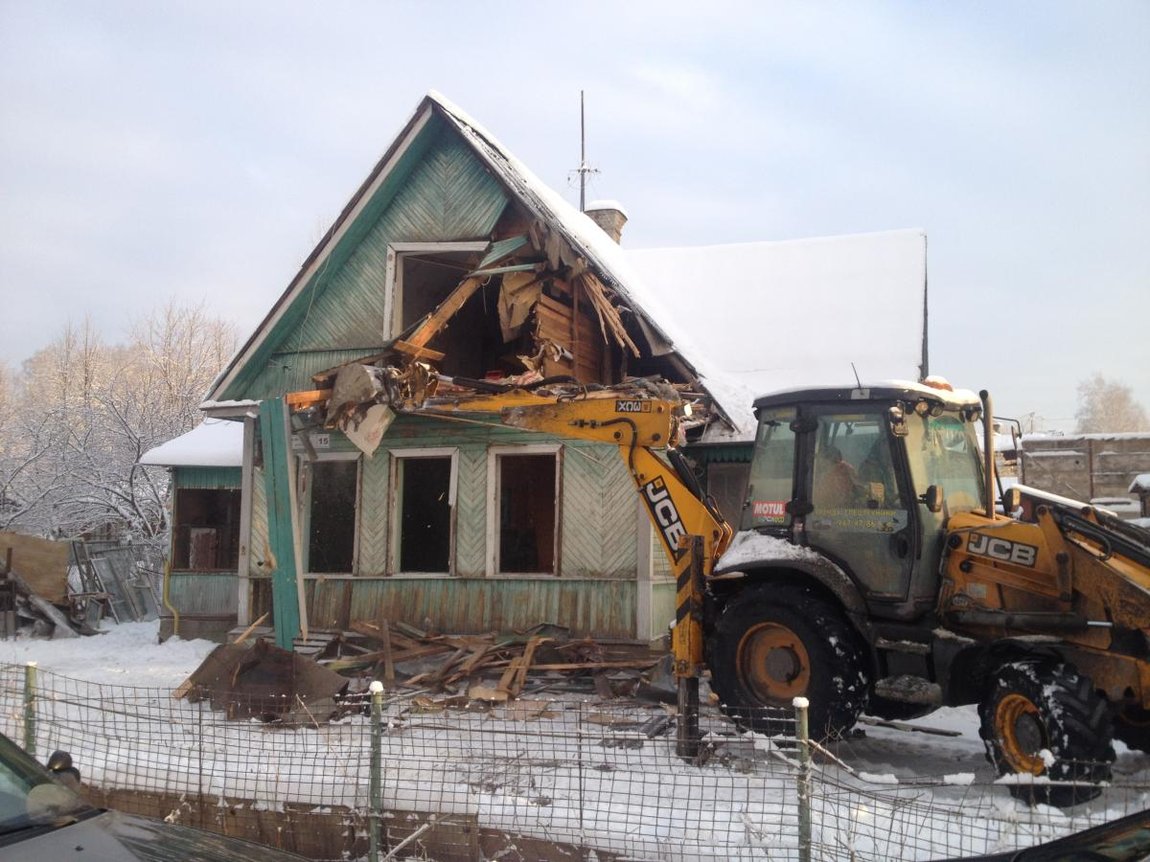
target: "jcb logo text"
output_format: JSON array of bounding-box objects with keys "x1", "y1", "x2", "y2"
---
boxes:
[
  {"x1": 967, "y1": 533, "x2": 1038, "y2": 567},
  {"x1": 642, "y1": 477, "x2": 687, "y2": 559}
]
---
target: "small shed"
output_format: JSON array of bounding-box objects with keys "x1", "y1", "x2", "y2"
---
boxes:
[{"x1": 139, "y1": 419, "x2": 246, "y2": 640}]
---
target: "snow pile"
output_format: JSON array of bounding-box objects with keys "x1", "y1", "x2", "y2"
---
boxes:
[{"x1": 0, "y1": 620, "x2": 216, "y2": 686}]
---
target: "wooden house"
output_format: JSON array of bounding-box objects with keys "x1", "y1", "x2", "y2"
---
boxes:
[{"x1": 144, "y1": 92, "x2": 930, "y2": 644}]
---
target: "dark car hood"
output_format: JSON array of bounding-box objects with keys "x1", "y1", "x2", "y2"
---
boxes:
[{"x1": 2, "y1": 808, "x2": 305, "y2": 862}]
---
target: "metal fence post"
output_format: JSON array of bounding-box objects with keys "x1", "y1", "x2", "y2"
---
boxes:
[
  {"x1": 369, "y1": 680, "x2": 384, "y2": 862},
  {"x1": 794, "y1": 696, "x2": 811, "y2": 862},
  {"x1": 23, "y1": 661, "x2": 37, "y2": 756}
]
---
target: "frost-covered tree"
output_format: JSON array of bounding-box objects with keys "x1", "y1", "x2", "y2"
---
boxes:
[
  {"x1": 1075, "y1": 374, "x2": 1149, "y2": 433},
  {"x1": 0, "y1": 304, "x2": 238, "y2": 540}
]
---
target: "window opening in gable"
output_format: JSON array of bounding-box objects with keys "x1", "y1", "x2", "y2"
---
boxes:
[
  {"x1": 172, "y1": 489, "x2": 241, "y2": 571},
  {"x1": 395, "y1": 455, "x2": 454, "y2": 574},
  {"x1": 306, "y1": 459, "x2": 360, "y2": 574},
  {"x1": 396, "y1": 249, "x2": 520, "y2": 380},
  {"x1": 495, "y1": 453, "x2": 558, "y2": 574}
]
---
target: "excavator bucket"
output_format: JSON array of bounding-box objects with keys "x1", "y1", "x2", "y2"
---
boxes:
[{"x1": 183, "y1": 638, "x2": 349, "y2": 722}]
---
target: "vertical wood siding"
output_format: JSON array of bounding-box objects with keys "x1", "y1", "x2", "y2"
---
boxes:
[
  {"x1": 454, "y1": 448, "x2": 487, "y2": 577},
  {"x1": 175, "y1": 467, "x2": 241, "y2": 490},
  {"x1": 358, "y1": 451, "x2": 389, "y2": 575},
  {"x1": 328, "y1": 576, "x2": 637, "y2": 639},
  {"x1": 560, "y1": 445, "x2": 637, "y2": 578}
]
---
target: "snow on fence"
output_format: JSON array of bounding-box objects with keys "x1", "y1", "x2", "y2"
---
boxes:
[{"x1": 1, "y1": 662, "x2": 1147, "y2": 862}]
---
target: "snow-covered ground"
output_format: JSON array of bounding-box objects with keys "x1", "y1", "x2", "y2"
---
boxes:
[{"x1": 1, "y1": 622, "x2": 1148, "y2": 861}]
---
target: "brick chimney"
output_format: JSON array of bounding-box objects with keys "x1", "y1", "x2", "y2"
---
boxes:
[{"x1": 584, "y1": 200, "x2": 628, "y2": 244}]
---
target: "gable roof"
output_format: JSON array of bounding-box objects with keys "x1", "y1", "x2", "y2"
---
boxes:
[{"x1": 205, "y1": 92, "x2": 927, "y2": 441}]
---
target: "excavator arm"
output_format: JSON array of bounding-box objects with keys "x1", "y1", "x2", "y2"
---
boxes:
[{"x1": 290, "y1": 367, "x2": 733, "y2": 682}]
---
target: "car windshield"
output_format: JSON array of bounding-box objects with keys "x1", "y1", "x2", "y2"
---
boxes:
[
  {"x1": 0, "y1": 735, "x2": 91, "y2": 837},
  {"x1": 904, "y1": 410, "x2": 984, "y2": 515}
]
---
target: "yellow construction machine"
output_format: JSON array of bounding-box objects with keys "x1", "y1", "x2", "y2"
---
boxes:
[{"x1": 293, "y1": 367, "x2": 1150, "y2": 805}]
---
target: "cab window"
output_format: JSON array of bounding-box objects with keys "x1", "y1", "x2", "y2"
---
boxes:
[
  {"x1": 812, "y1": 413, "x2": 902, "y2": 511},
  {"x1": 742, "y1": 408, "x2": 795, "y2": 529}
]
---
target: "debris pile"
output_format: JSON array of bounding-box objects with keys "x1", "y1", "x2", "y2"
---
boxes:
[{"x1": 177, "y1": 619, "x2": 670, "y2": 722}]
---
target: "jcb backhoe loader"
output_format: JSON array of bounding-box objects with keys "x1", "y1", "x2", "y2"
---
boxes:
[{"x1": 292, "y1": 367, "x2": 1150, "y2": 805}]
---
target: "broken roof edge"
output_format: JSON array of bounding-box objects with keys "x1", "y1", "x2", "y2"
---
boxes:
[{"x1": 426, "y1": 93, "x2": 740, "y2": 435}]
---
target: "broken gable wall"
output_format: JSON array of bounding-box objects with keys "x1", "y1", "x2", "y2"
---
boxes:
[{"x1": 226, "y1": 115, "x2": 660, "y2": 640}]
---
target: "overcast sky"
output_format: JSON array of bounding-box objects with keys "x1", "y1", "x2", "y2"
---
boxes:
[{"x1": 2, "y1": 2, "x2": 1147, "y2": 430}]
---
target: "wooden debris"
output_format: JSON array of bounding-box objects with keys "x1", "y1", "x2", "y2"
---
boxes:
[
  {"x1": 344, "y1": 617, "x2": 661, "y2": 705},
  {"x1": 233, "y1": 613, "x2": 270, "y2": 646}
]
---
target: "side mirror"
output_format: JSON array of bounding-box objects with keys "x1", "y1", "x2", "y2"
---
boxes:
[
  {"x1": 1001, "y1": 487, "x2": 1022, "y2": 514},
  {"x1": 47, "y1": 750, "x2": 82, "y2": 789},
  {"x1": 921, "y1": 484, "x2": 944, "y2": 514}
]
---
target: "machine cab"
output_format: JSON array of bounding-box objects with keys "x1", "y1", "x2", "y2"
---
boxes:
[{"x1": 739, "y1": 382, "x2": 986, "y2": 620}]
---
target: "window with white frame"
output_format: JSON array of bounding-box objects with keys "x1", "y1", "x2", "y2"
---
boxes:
[
  {"x1": 488, "y1": 445, "x2": 561, "y2": 575},
  {"x1": 385, "y1": 242, "x2": 514, "y2": 379},
  {"x1": 390, "y1": 448, "x2": 458, "y2": 575},
  {"x1": 300, "y1": 453, "x2": 361, "y2": 574}
]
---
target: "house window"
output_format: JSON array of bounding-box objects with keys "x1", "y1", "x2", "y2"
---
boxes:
[
  {"x1": 172, "y1": 489, "x2": 241, "y2": 571},
  {"x1": 391, "y1": 449, "x2": 457, "y2": 575},
  {"x1": 303, "y1": 457, "x2": 360, "y2": 574},
  {"x1": 385, "y1": 242, "x2": 518, "y2": 380},
  {"x1": 488, "y1": 445, "x2": 561, "y2": 575}
]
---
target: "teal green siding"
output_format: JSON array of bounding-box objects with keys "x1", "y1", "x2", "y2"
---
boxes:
[
  {"x1": 167, "y1": 573, "x2": 238, "y2": 616},
  {"x1": 311, "y1": 576, "x2": 637, "y2": 639},
  {"x1": 175, "y1": 467, "x2": 241, "y2": 490},
  {"x1": 224, "y1": 122, "x2": 509, "y2": 402},
  {"x1": 650, "y1": 582, "x2": 677, "y2": 641}
]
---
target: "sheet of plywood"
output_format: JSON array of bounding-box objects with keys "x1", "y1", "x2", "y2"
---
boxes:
[{"x1": 0, "y1": 532, "x2": 69, "y2": 603}]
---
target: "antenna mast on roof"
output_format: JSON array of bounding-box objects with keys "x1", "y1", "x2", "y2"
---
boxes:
[{"x1": 576, "y1": 90, "x2": 599, "y2": 211}]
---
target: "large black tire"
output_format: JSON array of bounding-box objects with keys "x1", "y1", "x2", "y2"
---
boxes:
[
  {"x1": 978, "y1": 660, "x2": 1114, "y2": 806},
  {"x1": 708, "y1": 585, "x2": 868, "y2": 739}
]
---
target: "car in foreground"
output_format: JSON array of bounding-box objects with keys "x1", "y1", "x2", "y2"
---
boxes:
[
  {"x1": 929, "y1": 807, "x2": 1150, "y2": 861},
  {"x1": 0, "y1": 732, "x2": 307, "y2": 861}
]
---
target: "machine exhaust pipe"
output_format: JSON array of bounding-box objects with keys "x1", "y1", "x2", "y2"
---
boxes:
[{"x1": 980, "y1": 390, "x2": 995, "y2": 517}]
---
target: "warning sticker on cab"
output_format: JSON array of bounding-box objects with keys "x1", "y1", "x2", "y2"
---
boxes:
[{"x1": 752, "y1": 500, "x2": 787, "y2": 521}]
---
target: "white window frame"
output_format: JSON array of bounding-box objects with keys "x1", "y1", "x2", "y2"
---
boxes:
[
  {"x1": 486, "y1": 443, "x2": 563, "y2": 577},
  {"x1": 388, "y1": 447, "x2": 459, "y2": 578},
  {"x1": 383, "y1": 241, "x2": 489, "y2": 339},
  {"x1": 297, "y1": 450, "x2": 362, "y2": 576}
]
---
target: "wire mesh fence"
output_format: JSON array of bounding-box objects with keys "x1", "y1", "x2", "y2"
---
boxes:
[{"x1": 0, "y1": 661, "x2": 1147, "y2": 861}]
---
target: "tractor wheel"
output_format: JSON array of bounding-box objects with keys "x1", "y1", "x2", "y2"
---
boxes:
[
  {"x1": 708, "y1": 585, "x2": 868, "y2": 739},
  {"x1": 978, "y1": 660, "x2": 1114, "y2": 806},
  {"x1": 1114, "y1": 705, "x2": 1150, "y2": 754}
]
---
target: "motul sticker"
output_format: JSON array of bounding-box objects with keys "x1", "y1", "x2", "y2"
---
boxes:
[
  {"x1": 615, "y1": 400, "x2": 651, "y2": 413},
  {"x1": 966, "y1": 532, "x2": 1038, "y2": 567},
  {"x1": 752, "y1": 500, "x2": 787, "y2": 520}
]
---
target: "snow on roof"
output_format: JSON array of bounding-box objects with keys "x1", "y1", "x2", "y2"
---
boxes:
[
  {"x1": 1131, "y1": 473, "x2": 1150, "y2": 493},
  {"x1": 139, "y1": 419, "x2": 244, "y2": 468},
  {"x1": 430, "y1": 96, "x2": 928, "y2": 442},
  {"x1": 626, "y1": 229, "x2": 927, "y2": 433}
]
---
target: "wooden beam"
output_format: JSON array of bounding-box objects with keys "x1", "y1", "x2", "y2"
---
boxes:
[
  {"x1": 405, "y1": 277, "x2": 482, "y2": 350},
  {"x1": 392, "y1": 341, "x2": 446, "y2": 362},
  {"x1": 285, "y1": 389, "x2": 332, "y2": 409}
]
